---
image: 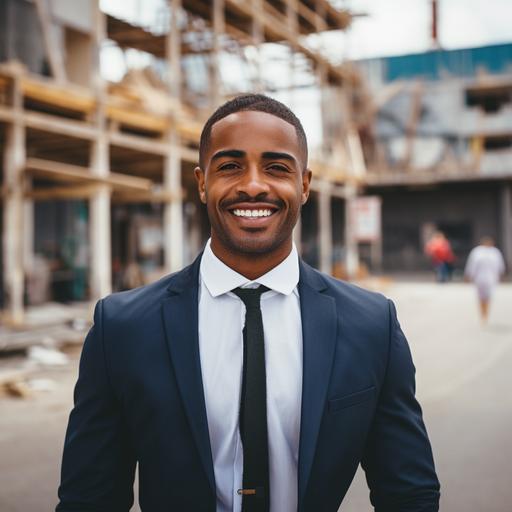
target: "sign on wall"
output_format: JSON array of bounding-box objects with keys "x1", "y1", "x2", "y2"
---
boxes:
[{"x1": 351, "y1": 196, "x2": 382, "y2": 242}]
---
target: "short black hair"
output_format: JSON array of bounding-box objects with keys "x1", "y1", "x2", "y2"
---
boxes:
[{"x1": 199, "y1": 93, "x2": 308, "y2": 170}]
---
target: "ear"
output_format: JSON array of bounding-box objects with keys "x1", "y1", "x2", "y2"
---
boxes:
[
  {"x1": 194, "y1": 166, "x2": 207, "y2": 204},
  {"x1": 301, "y1": 169, "x2": 312, "y2": 204}
]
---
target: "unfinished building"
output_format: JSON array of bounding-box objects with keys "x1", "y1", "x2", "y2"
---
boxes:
[
  {"x1": 0, "y1": 0, "x2": 367, "y2": 325},
  {"x1": 357, "y1": 43, "x2": 512, "y2": 274}
]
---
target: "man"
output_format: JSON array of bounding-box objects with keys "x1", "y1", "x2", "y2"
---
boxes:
[{"x1": 57, "y1": 94, "x2": 440, "y2": 511}]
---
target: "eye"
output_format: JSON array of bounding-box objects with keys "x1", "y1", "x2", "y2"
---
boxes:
[
  {"x1": 267, "y1": 163, "x2": 290, "y2": 173},
  {"x1": 218, "y1": 162, "x2": 241, "y2": 171}
]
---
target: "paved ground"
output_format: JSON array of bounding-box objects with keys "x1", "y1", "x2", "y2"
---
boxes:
[{"x1": 0, "y1": 281, "x2": 511, "y2": 511}]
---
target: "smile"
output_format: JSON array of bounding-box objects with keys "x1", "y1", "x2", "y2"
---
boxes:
[{"x1": 232, "y1": 209, "x2": 275, "y2": 218}]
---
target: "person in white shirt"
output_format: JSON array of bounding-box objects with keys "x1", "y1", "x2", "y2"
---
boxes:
[
  {"x1": 465, "y1": 237, "x2": 506, "y2": 323},
  {"x1": 57, "y1": 94, "x2": 439, "y2": 512}
]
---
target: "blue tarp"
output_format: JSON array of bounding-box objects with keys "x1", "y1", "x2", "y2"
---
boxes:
[{"x1": 360, "y1": 43, "x2": 512, "y2": 82}]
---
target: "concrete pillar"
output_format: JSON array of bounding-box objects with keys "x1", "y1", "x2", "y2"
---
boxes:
[
  {"x1": 164, "y1": 0, "x2": 184, "y2": 273},
  {"x1": 2, "y1": 79, "x2": 25, "y2": 324},
  {"x1": 212, "y1": 0, "x2": 225, "y2": 107},
  {"x1": 293, "y1": 214, "x2": 302, "y2": 254},
  {"x1": 252, "y1": 0, "x2": 264, "y2": 92},
  {"x1": 23, "y1": 193, "x2": 34, "y2": 274},
  {"x1": 167, "y1": 0, "x2": 182, "y2": 99},
  {"x1": 285, "y1": 0, "x2": 298, "y2": 107},
  {"x1": 501, "y1": 182, "x2": 512, "y2": 271},
  {"x1": 318, "y1": 181, "x2": 333, "y2": 275},
  {"x1": 344, "y1": 182, "x2": 359, "y2": 280},
  {"x1": 89, "y1": 3, "x2": 111, "y2": 301},
  {"x1": 163, "y1": 131, "x2": 183, "y2": 273},
  {"x1": 90, "y1": 137, "x2": 112, "y2": 300}
]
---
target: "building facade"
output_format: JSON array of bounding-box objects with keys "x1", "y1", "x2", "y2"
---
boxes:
[{"x1": 357, "y1": 43, "x2": 512, "y2": 274}]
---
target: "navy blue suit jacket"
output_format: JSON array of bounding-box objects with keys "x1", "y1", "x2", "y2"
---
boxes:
[{"x1": 57, "y1": 255, "x2": 440, "y2": 511}]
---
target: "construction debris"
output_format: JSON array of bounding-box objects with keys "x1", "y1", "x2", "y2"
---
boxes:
[
  {"x1": 27, "y1": 346, "x2": 69, "y2": 367},
  {"x1": 3, "y1": 380, "x2": 33, "y2": 399}
]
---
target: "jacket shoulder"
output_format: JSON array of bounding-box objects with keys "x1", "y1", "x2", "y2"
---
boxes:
[
  {"x1": 302, "y1": 263, "x2": 389, "y2": 311},
  {"x1": 100, "y1": 263, "x2": 195, "y2": 324}
]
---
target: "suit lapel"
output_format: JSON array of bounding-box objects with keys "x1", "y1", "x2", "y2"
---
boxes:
[
  {"x1": 298, "y1": 261, "x2": 338, "y2": 504},
  {"x1": 161, "y1": 255, "x2": 216, "y2": 493}
]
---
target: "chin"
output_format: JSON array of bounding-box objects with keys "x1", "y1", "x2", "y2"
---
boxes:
[{"x1": 226, "y1": 232, "x2": 290, "y2": 256}]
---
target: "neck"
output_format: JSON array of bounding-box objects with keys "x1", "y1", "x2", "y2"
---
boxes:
[{"x1": 210, "y1": 239, "x2": 293, "y2": 280}]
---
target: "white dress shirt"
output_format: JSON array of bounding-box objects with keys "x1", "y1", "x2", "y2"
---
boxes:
[{"x1": 198, "y1": 239, "x2": 303, "y2": 512}]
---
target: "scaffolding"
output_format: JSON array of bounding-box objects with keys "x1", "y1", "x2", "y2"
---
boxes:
[{"x1": 0, "y1": 0, "x2": 368, "y2": 325}]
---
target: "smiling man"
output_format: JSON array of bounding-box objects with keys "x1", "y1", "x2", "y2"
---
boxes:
[{"x1": 57, "y1": 94, "x2": 440, "y2": 512}]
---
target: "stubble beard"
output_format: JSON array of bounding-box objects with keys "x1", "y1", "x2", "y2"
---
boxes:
[{"x1": 208, "y1": 203, "x2": 300, "y2": 258}]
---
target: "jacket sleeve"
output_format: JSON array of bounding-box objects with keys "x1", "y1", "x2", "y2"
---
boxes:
[
  {"x1": 56, "y1": 299, "x2": 136, "y2": 512},
  {"x1": 361, "y1": 300, "x2": 440, "y2": 512}
]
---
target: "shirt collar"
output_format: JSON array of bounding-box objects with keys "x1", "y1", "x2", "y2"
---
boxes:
[{"x1": 200, "y1": 238, "x2": 299, "y2": 297}]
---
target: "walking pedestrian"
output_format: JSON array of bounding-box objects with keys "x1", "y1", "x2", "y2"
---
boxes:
[
  {"x1": 425, "y1": 231, "x2": 455, "y2": 283},
  {"x1": 465, "y1": 237, "x2": 506, "y2": 323}
]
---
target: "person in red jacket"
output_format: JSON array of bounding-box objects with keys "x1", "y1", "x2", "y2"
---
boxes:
[{"x1": 425, "y1": 231, "x2": 455, "y2": 282}]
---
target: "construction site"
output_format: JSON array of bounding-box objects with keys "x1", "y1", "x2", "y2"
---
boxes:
[
  {"x1": 0, "y1": 0, "x2": 372, "y2": 333},
  {"x1": 2, "y1": 1, "x2": 512, "y2": 511},
  {"x1": 0, "y1": 1, "x2": 510, "y2": 347}
]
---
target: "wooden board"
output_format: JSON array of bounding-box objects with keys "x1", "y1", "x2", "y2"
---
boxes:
[
  {"x1": 21, "y1": 77, "x2": 96, "y2": 113},
  {"x1": 25, "y1": 157, "x2": 154, "y2": 192},
  {"x1": 106, "y1": 104, "x2": 169, "y2": 133}
]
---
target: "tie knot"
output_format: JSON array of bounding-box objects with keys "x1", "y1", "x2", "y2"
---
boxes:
[{"x1": 232, "y1": 285, "x2": 270, "y2": 309}]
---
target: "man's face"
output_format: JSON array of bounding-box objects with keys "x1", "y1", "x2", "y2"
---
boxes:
[{"x1": 195, "y1": 110, "x2": 311, "y2": 262}]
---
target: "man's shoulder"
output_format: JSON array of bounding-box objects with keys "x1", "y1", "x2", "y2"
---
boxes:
[
  {"x1": 299, "y1": 261, "x2": 390, "y2": 315},
  {"x1": 100, "y1": 261, "x2": 197, "y2": 321},
  {"x1": 299, "y1": 264, "x2": 393, "y2": 341}
]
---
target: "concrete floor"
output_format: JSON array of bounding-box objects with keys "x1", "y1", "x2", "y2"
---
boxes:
[{"x1": 0, "y1": 281, "x2": 511, "y2": 511}]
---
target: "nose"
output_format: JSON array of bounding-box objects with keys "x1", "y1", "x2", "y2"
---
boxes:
[{"x1": 235, "y1": 163, "x2": 270, "y2": 197}]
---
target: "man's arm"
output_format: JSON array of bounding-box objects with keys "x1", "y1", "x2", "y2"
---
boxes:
[
  {"x1": 361, "y1": 300, "x2": 440, "y2": 512},
  {"x1": 56, "y1": 299, "x2": 136, "y2": 511}
]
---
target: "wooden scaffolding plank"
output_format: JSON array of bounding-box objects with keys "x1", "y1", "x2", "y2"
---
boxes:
[
  {"x1": 21, "y1": 77, "x2": 96, "y2": 113},
  {"x1": 27, "y1": 184, "x2": 99, "y2": 201},
  {"x1": 299, "y1": 0, "x2": 351, "y2": 30},
  {"x1": 106, "y1": 14, "x2": 196, "y2": 58},
  {"x1": 179, "y1": 0, "x2": 349, "y2": 84},
  {"x1": 24, "y1": 110, "x2": 96, "y2": 140},
  {"x1": 25, "y1": 157, "x2": 153, "y2": 191},
  {"x1": 106, "y1": 104, "x2": 169, "y2": 133},
  {"x1": 112, "y1": 190, "x2": 179, "y2": 203},
  {"x1": 109, "y1": 131, "x2": 169, "y2": 155}
]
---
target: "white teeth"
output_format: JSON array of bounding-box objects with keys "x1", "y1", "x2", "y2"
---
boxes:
[{"x1": 233, "y1": 209, "x2": 273, "y2": 218}]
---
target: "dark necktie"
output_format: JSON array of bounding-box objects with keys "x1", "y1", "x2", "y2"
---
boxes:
[{"x1": 232, "y1": 285, "x2": 270, "y2": 512}]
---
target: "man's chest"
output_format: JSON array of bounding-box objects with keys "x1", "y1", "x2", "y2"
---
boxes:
[{"x1": 197, "y1": 290, "x2": 303, "y2": 436}]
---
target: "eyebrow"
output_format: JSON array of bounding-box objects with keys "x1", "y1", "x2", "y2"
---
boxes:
[
  {"x1": 261, "y1": 151, "x2": 297, "y2": 165},
  {"x1": 211, "y1": 149, "x2": 246, "y2": 160},
  {"x1": 211, "y1": 149, "x2": 297, "y2": 163}
]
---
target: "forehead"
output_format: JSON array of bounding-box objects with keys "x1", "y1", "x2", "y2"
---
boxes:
[{"x1": 207, "y1": 110, "x2": 301, "y2": 159}]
